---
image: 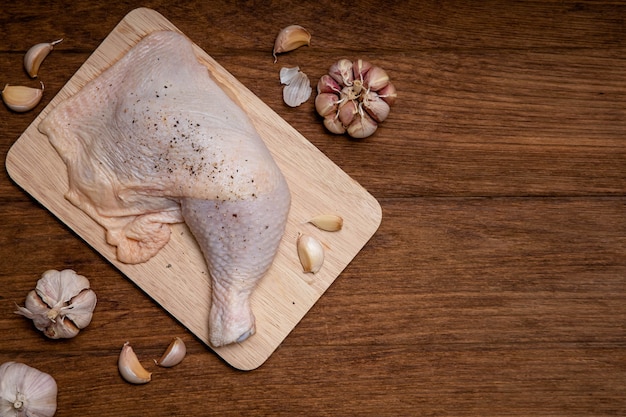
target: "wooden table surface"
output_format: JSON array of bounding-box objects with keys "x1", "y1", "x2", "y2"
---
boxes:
[{"x1": 1, "y1": 1, "x2": 624, "y2": 415}]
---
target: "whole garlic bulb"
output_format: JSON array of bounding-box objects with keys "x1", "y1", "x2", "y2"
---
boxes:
[
  {"x1": 0, "y1": 361, "x2": 57, "y2": 417},
  {"x1": 15, "y1": 269, "x2": 97, "y2": 339},
  {"x1": 315, "y1": 59, "x2": 397, "y2": 138}
]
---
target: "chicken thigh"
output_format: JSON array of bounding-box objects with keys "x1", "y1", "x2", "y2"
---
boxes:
[{"x1": 38, "y1": 31, "x2": 291, "y2": 347}]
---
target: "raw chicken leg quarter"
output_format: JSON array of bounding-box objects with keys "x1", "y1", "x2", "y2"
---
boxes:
[{"x1": 38, "y1": 31, "x2": 292, "y2": 347}]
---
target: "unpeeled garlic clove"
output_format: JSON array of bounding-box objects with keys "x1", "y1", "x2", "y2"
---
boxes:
[
  {"x1": 2, "y1": 82, "x2": 44, "y2": 112},
  {"x1": 155, "y1": 337, "x2": 186, "y2": 368},
  {"x1": 328, "y1": 59, "x2": 354, "y2": 87},
  {"x1": 118, "y1": 342, "x2": 152, "y2": 384},
  {"x1": 297, "y1": 233, "x2": 325, "y2": 274},
  {"x1": 352, "y1": 59, "x2": 373, "y2": 83},
  {"x1": 378, "y1": 81, "x2": 397, "y2": 106},
  {"x1": 362, "y1": 90, "x2": 391, "y2": 123},
  {"x1": 64, "y1": 287, "x2": 98, "y2": 329},
  {"x1": 314, "y1": 92, "x2": 340, "y2": 117},
  {"x1": 273, "y1": 25, "x2": 311, "y2": 63},
  {"x1": 280, "y1": 66, "x2": 312, "y2": 107},
  {"x1": 17, "y1": 290, "x2": 52, "y2": 331},
  {"x1": 0, "y1": 362, "x2": 57, "y2": 417},
  {"x1": 347, "y1": 108, "x2": 378, "y2": 139},
  {"x1": 323, "y1": 115, "x2": 346, "y2": 134},
  {"x1": 316, "y1": 74, "x2": 342, "y2": 94},
  {"x1": 24, "y1": 39, "x2": 63, "y2": 78},
  {"x1": 338, "y1": 99, "x2": 359, "y2": 127},
  {"x1": 308, "y1": 214, "x2": 343, "y2": 232},
  {"x1": 363, "y1": 65, "x2": 390, "y2": 91}
]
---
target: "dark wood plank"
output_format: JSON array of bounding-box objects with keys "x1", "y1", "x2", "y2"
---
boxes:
[
  {"x1": 1, "y1": 196, "x2": 623, "y2": 415},
  {"x1": 1, "y1": 1, "x2": 625, "y2": 52},
  {"x1": 4, "y1": 345, "x2": 622, "y2": 416}
]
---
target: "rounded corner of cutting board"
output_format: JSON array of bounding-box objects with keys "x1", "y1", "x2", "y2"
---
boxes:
[
  {"x1": 6, "y1": 133, "x2": 31, "y2": 189},
  {"x1": 213, "y1": 339, "x2": 275, "y2": 371},
  {"x1": 371, "y1": 195, "x2": 383, "y2": 230},
  {"x1": 124, "y1": 7, "x2": 164, "y2": 20},
  {"x1": 5, "y1": 144, "x2": 18, "y2": 180},
  {"x1": 231, "y1": 359, "x2": 266, "y2": 372},
  {"x1": 121, "y1": 7, "x2": 175, "y2": 33}
]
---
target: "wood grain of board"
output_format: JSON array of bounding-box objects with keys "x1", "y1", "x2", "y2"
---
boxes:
[{"x1": 4, "y1": 7, "x2": 381, "y2": 370}]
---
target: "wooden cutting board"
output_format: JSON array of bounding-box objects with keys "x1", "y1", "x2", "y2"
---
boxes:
[{"x1": 5, "y1": 8, "x2": 382, "y2": 370}]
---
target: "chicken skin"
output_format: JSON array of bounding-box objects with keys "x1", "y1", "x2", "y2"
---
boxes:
[{"x1": 39, "y1": 31, "x2": 291, "y2": 347}]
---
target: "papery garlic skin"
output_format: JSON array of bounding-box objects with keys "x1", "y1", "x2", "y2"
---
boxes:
[
  {"x1": 15, "y1": 269, "x2": 97, "y2": 339},
  {"x1": 280, "y1": 66, "x2": 312, "y2": 107},
  {"x1": 315, "y1": 59, "x2": 396, "y2": 138},
  {"x1": 0, "y1": 362, "x2": 57, "y2": 417}
]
